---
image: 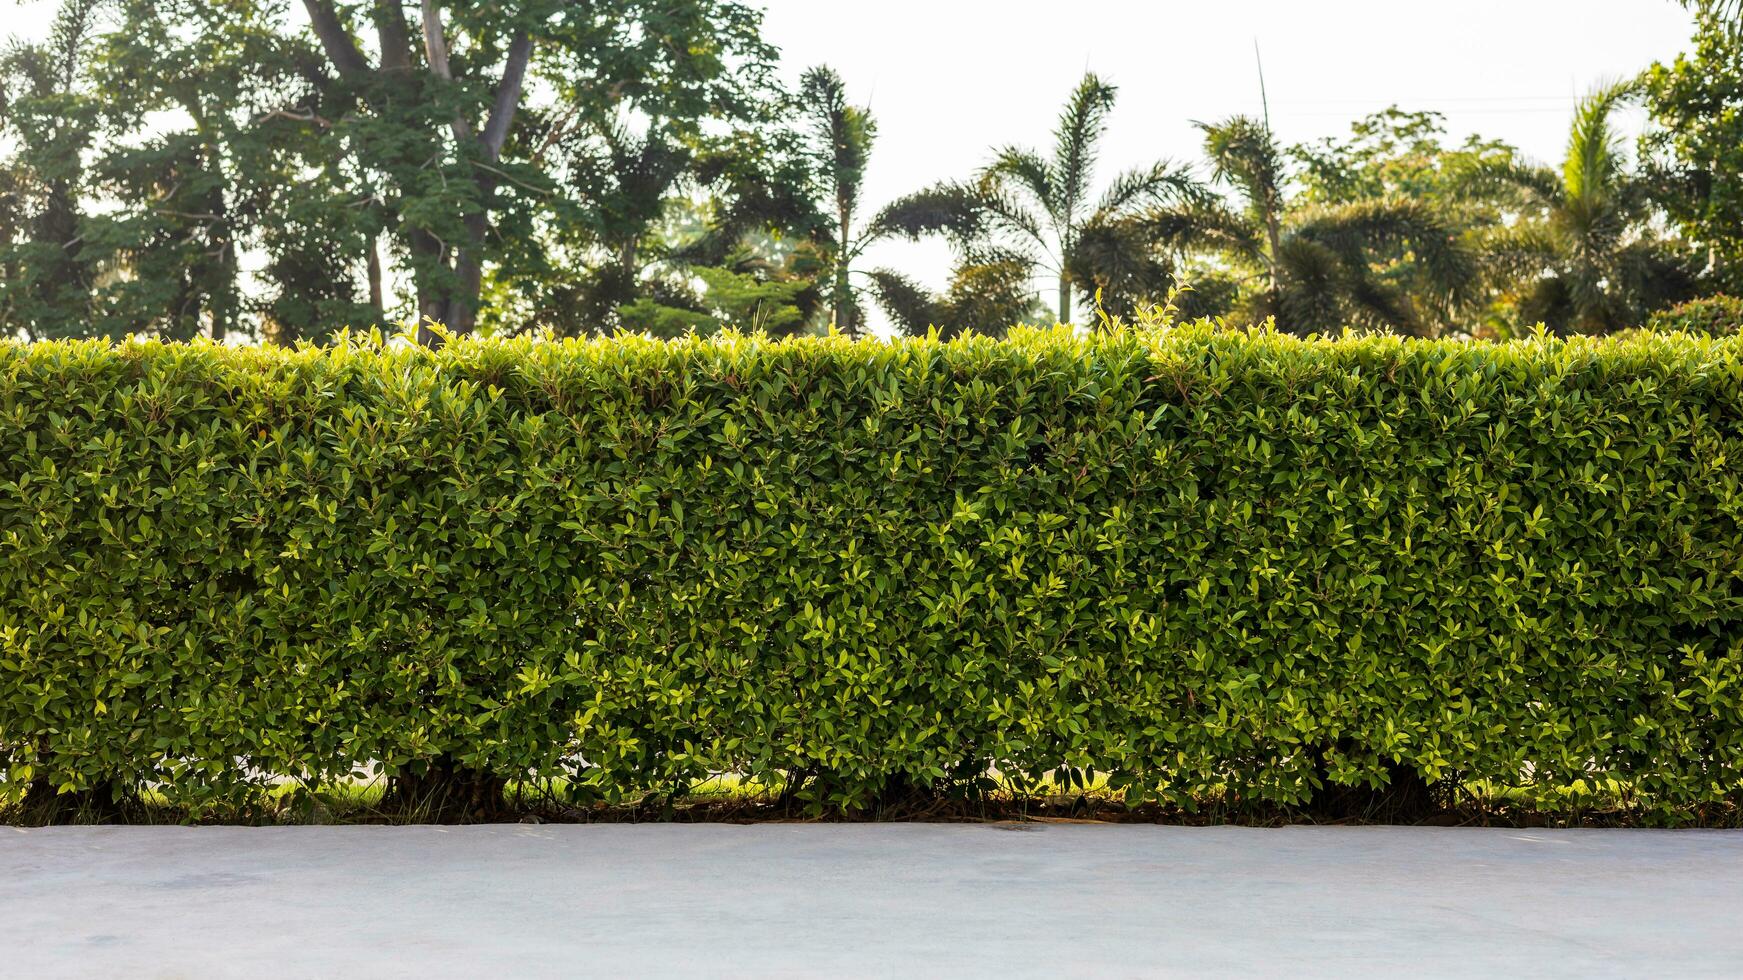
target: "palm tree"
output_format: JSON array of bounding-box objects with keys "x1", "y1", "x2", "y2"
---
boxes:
[
  {"x1": 562, "y1": 118, "x2": 697, "y2": 331},
  {"x1": 1143, "y1": 115, "x2": 1477, "y2": 336},
  {"x1": 1679, "y1": 0, "x2": 1741, "y2": 25},
  {"x1": 977, "y1": 72, "x2": 1198, "y2": 324},
  {"x1": 1456, "y1": 82, "x2": 1696, "y2": 334},
  {"x1": 798, "y1": 66, "x2": 981, "y2": 336},
  {"x1": 862, "y1": 254, "x2": 1043, "y2": 339}
]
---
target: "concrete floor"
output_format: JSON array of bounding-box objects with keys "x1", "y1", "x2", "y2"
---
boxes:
[{"x1": 3, "y1": 824, "x2": 1741, "y2": 978}]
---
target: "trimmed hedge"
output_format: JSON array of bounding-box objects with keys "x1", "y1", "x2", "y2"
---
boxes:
[{"x1": 2, "y1": 322, "x2": 1742, "y2": 818}]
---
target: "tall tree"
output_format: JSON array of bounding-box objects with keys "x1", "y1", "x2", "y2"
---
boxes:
[
  {"x1": 94, "y1": 0, "x2": 332, "y2": 342},
  {"x1": 799, "y1": 65, "x2": 872, "y2": 334},
  {"x1": 977, "y1": 72, "x2": 1197, "y2": 324},
  {"x1": 0, "y1": 0, "x2": 105, "y2": 340},
  {"x1": 288, "y1": 0, "x2": 777, "y2": 344},
  {"x1": 1459, "y1": 82, "x2": 1697, "y2": 334},
  {"x1": 1145, "y1": 116, "x2": 1476, "y2": 336},
  {"x1": 292, "y1": 0, "x2": 540, "y2": 343},
  {"x1": 1289, "y1": 107, "x2": 1517, "y2": 333},
  {"x1": 863, "y1": 255, "x2": 1042, "y2": 338},
  {"x1": 1644, "y1": 7, "x2": 1743, "y2": 291},
  {"x1": 797, "y1": 65, "x2": 983, "y2": 337}
]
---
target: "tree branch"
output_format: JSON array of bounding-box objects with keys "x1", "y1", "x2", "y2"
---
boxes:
[
  {"x1": 253, "y1": 107, "x2": 334, "y2": 129},
  {"x1": 374, "y1": 0, "x2": 413, "y2": 73},
  {"x1": 418, "y1": 0, "x2": 454, "y2": 81},
  {"x1": 529, "y1": 100, "x2": 585, "y2": 165},
  {"x1": 301, "y1": 0, "x2": 371, "y2": 79},
  {"x1": 480, "y1": 31, "x2": 532, "y2": 162},
  {"x1": 419, "y1": 0, "x2": 470, "y2": 140}
]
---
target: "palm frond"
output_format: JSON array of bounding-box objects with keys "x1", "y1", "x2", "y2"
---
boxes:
[
  {"x1": 863, "y1": 268, "x2": 942, "y2": 336},
  {"x1": 973, "y1": 180, "x2": 1054, "y2": 264},
  {"x1": 1559, "y1": 258, "x2": 1633, "y2": 334},
  {"x1": 1050, "y1": 73, "x2": 1118, "y2": 223},
  {"x1": 1269, "y1": 237, "x2": 1344, "y2": 335},
  {"x1": 1066, "y1": 215, "x2": 1180, "y2": 319},
  {"x1": 1092, "y1": 160, "x2": 1203, "y2": 220},
  {"x1": 1563, "y1": 79, "x2": 1633, "y2": 208},
  {"x1": 983, "y1": 147, "x2": 1054, "y2": 215},
  {"x1": 1447, "y1": 155, "x2": 1562, "y2": 210},
  {"x1": 1195, "y1": 116, "x2": 1285, "y2": 215},
  {"x1": 862, "y1": 181, "x2": 986, "y2": 247},
  {"x1": 941, "y1": 258, "x2": 1041, "y2": 337},
  {"x1": 1611, "y1": 237, "x2": 1701, "y2": 315},
  {"x1": 1337, "y1": 266, "x2": 1424, "y2": 335},
  {"x1": 958, "y1": 241, "x2": 1035, "y2": 271},
  {"x1": 1469, "y1": 221, "x2": 1562, "y2": 285},
  {"x1": 1513, "y1": 275, "x2": 1576, "y2": 335},
  {"x1": 1291, "y1": 196, "x2": 1478, "y2": 305},
  {"x1": 1139, "y1": 201, "x2": 1264, "y2": 262}
]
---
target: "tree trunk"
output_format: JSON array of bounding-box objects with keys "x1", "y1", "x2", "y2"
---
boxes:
[
  {"x1": 367, "y1": 232, "x2": 384, "y2": 318},
  {"x1": 1058, "y1": 274, "x2": 1072, "y2": 325},
  {"x1": 381, "y1": 755, "x2": 508, "y2": 823},
  {"x1": 1308, "y1": 751, "x2": 1439, "y2": 823},
  {"x1": 24, "y1": 774, "x2": 131, "y2": 824},
  {"x1": 1262, "y1": 191, "x2": 1284, "y2": 306},
  {"x1": 448, "y1": 211, "x2": 491, "y2": 335},
  {"x1": 835, "y1": 204, "x2": 853, "y2": 335}
]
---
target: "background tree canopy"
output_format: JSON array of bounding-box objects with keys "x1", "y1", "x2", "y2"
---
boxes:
[{"x1": 0, "y1": 0, "x2": 1739, "y2": 342}]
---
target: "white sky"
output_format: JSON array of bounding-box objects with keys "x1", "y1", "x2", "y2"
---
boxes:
[{"x1": 3, "y1": 0, "x2": 1700, "y2": 333}]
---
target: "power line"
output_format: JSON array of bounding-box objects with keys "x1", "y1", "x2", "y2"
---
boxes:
[
  {"x1": 1268, "y1": 95, "x2": 1589, "y2": 106},
  {"x1": 1254, "y1": 39, "x2": 1272, "y2": 132}
]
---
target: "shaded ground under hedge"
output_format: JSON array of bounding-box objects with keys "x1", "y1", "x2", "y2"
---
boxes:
[{"x1": 9, "y1": 778, "x2": 1738, "y2": 829}]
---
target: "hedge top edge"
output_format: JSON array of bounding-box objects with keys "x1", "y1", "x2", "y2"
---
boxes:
[{"x1": 6, "y1": 316, "x2": 1743, "y2": 373}]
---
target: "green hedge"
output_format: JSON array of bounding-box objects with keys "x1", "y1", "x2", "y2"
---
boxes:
[{"x1": 3, "y1": 323, "x2": 1742, "y2": 818}]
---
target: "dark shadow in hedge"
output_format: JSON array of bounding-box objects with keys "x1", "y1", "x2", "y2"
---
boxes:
[
  {"x1": 379, "y1": 755, "x2": 510, "y2": 823},
  {"x1": 20, "y1": 777, "x2": 137, "y2": 826}
]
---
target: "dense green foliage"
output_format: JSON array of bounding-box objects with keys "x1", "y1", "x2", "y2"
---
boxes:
[
  {"x1": 0, "y1": 0, "x2": 788, "y2": 345},
  {"x1": 1645, "y1": 10, "x2": 1743, "y2": 294},
  {"x1": 1142, "y1": 115, "x2": 1478, "y2": 337},
  {"x1": 3, "y1": 321, "x2": 1741, "y2": 818},
  {"x1": 1458, "y1": 82, "x2": 1700, "y2": 336},
  {"x1": 1292, "y1": 108, "x2": 1517, "y2": 209},
  {"x1": 1646, "y1": 294, "x2": 1743, "y2": 335}
]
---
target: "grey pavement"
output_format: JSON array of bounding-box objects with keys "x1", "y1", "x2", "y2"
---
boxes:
[{"x1": 3, "y1": 823, "x2": 1741, "y2": 978}]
